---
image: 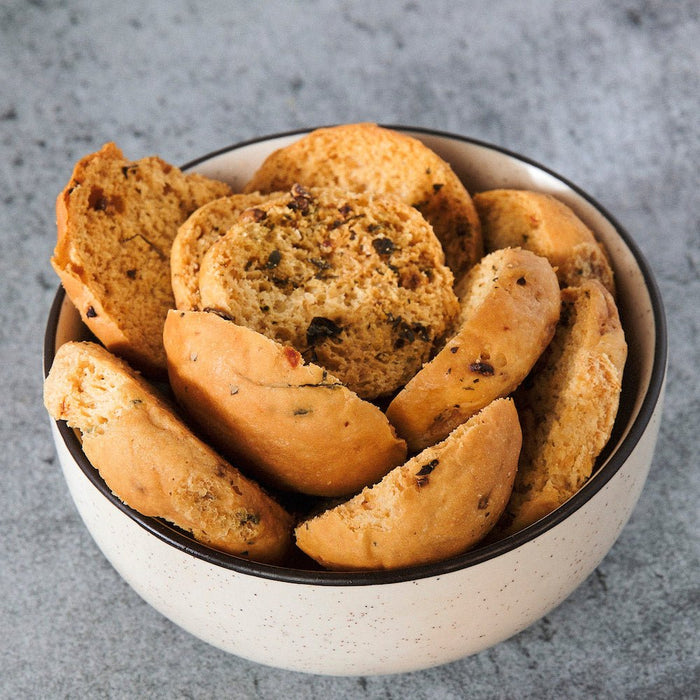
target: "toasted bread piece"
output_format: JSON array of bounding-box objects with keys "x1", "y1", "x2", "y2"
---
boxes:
[
  {"x1": 474, "y1": 189, "x2": 615, "y2": 294},
  {"x1": 52, "y1": 143, "x2": 231, "y2": 376},
  {"x1": 386, "y1": 248, "x2": 561, "y2": 452},
  {"x1": 163, "y1": 310, "x2": 407, "y2": 497},
  {"x1": 198, "y1": 184, "x2": 460, "y2": 399},
  {"x1": 295, "y1": 398, "x2": 521, "y2": 571},
  {"x1": 244, "y1": 123, "x2": 483, "y2": 278},
  {"x1": 171, "y1": 192, "x2": 278, "y2": 310},
  {"x1": 496, "y1": 280, "x2": 627, "y2": 535},
  {"x1": 43, "y1": 341, "x2": 293, "y2": 563}
]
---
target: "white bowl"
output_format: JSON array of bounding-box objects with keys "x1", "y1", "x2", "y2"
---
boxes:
[{"x1": 44, "y1": 127, "x2": 667, "y2": 676}]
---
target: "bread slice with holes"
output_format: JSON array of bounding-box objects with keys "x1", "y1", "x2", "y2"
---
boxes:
[
  {"x1": 52, "y1": 143, "x2": 231, "y2": 377},
  {"x1": 474, "y1": 189, "x2": 615, "y2": 294},
  {"x1": 43, "y1": 340, "x2": 293, "y2": 563},
  {"x1": 386, "y1": 247, "x2": 561, "y2": 452},
  {"x1": 164, "y1": 309, "x2": 407, "y2": 497},
  {"x1": 198, "y1": 184, "x2": 460, "y2": 399},
  {"x1": 171, "y1": 192, "x2": 279, "y2": 310},
  {"x1": 495, "y1": 279, "x2": 627, "y2": 535},
  {"x1": 294, "y1": 398, "x2": 521, "y2": 571},
  {"x1": 243, "y1": 123, "x2": 483, "y2": 279}
]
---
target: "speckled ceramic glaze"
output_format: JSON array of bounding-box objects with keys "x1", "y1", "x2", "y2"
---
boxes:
[{"x1": 44, "y1": 129, "x2": 666, "y2": 676}]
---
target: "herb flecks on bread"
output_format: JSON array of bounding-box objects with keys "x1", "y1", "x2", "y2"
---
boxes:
[
  {"x1": 52, "y1": 143, "x2": 231, "y2": 377},
  {"x1": 198, "y1": 184, "x2": 460, "y2": 399}
]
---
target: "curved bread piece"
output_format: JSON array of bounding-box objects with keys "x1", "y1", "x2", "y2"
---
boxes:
[
  {"x1": 163, "y1": 310, "x2": 407, "y2": 497},
  {"x1": 386, "y1": 248, "x2": 560, "y2": 452},
  {"x1": 295, "y1": 398, "x2": 521, "y2": 571},
  {"x1": 52, "y1": 143, "x2": 231, "y2": 376},
  {"x1": 244, "y1": 123, "x2": 483, "y2": 278},
  {"x1": 497, "y1": 280, "x2": 627, "y2": 535},
  {"x1": 43, "y1": 341, "x2": 293, "y2": 563},
  {"x1": 474, "y1": 189, "x2": 615, "y2": 294},
  {"x1": 171, "y1": 192, "x2": 276, "y2": 310},
  {"x1": 198, "y1": 184, "x2": 459, "y2": 399}
]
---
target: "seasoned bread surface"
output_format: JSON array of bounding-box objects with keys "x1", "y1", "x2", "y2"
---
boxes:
[
  {"x1": 497, "y1": 279, "x2": 627, "y2": 534},
  {"x1": 171, "y1": 192, "x2": 276, "y2": 310},
  {"x1": 44, "y1": 341, "x2": 293, "y2": 563},
  {"x1": 198, "y1": 185, "x2": 460, "y2": 399},
  {"x1": 386, "y1": 247, "x2": 561, "y2": 452},
  {"x1": 52, "y1": 143, "x2": 231, "y2": 376},
  {"x1": 244, "y1": 123, "x2": 483, "y2": 278},
  {"x1": 474, "y1": 189, "x2": 615, "y2": 294},
  {"x1": 163, "y1": 310, "x2": 407, "y2": 496},
  {"x1": 295, "y1": 398, "x2": 521, "y2": 571}
]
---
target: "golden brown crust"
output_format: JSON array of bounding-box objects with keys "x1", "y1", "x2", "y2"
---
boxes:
[
  {"x1": 163, "y1": 310, "x2": 407, "y2": 497},
  {"x1": 244, "y1": 123, "x2": 483, "y2": 279},
  {"x1": 52, "y1": 143, "x2": 231, "y2": 377},
  {"x1": 496, "y1": 280, "x2": 627, "y2": 535},
  {"x1": 198, "y1": 185, "x2": 460, "y2": 399},
  {"x1": 43, "y1": 341, "x2": 293, "y2": 563},
  {"x1": 386, "y1": 248, "x2": 561, "y2": 452},
  {"x1": 294, "y1": 398, "x2": 521, "y2": 571},
  {"x1": 171, "y1": 192, "x2": 277, "y2": 310},
  {"x1": 474, "y1": 189, "x2": 615, "y2": 295}
]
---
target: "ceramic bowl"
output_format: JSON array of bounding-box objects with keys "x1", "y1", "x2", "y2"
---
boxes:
[{"x1": 44, "y1": 127, "x2": 667, "y2": 676}]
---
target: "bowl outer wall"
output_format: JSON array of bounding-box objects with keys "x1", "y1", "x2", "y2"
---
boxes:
[{"x1": 46, "y1": 128, "x2": 666, "y2": 675}]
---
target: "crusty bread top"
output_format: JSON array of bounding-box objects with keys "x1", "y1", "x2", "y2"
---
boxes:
[
  {"x1": 198, "y1": 184, "x2": 460, "y2": 399},
  {"x1": 294, "y1": 398, "x2": 521, "y2": 571},
  {"x1": 386, "y1": 247, "x2": 561, "y2": 452},
  {"x1": 44, "y1": 340, "x2": 293, "y2": 563},
  {"x1": 244, "y1": 123, "x2": 483, "y2": 279},
  {"x1": 163, "y1": 310, "x2": 407, "y2": 497},
  {"x1": 171, "y1": 192, "x2": 277, "y2": 311},
  {"x1": 474, "y1": 189, "x2": 615, "y2": 295},
  {"x1": 52, "y1": 143, "x2": 231, "y2": 376},
  {"x1": 498, "y1": 279, "x2": 627, "y2": 535}
]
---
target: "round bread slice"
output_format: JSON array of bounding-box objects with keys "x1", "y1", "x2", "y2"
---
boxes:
[
  {"x1": 474, "y1": 189, "x2": 615, "y2": 295},
  {"x1": 496, "y1": 279, "x2": 627, "y2": 535},
  {"x1": 52, "y1": 143, "x2": 232, "y2": 377},
  {"x1": 386, "y1": 247, "x2": 561, "y2": 453},
  {"x1": 294, "y1": 398, "x2": 521, "y2": 571},
  {"x1": 198, "y1": 184, "x2": 460, "y2": 399},
  {"x1": 43, "y1": 341, "x2": 293, "y2": 564},
  {"x1": 171, "y1": 192, "x2": 278, "y2": 310},
  {"x1": 243, "y1": 123, "x2": 483, "y2": 279},
  {"x1": 163, "y1": 310, "x2": 407, "y2": 497}
]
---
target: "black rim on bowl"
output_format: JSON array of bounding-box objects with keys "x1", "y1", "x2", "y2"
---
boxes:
[{"x1": 43, "y1": 127, "x2": 668, "y2": 586}]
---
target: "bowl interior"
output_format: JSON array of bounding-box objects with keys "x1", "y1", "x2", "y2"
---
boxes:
[{"x1": 44, "y1": 127, "x2": 667, "y2": 585}]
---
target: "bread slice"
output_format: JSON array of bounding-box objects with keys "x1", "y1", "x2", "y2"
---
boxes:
[
  {"x1": 386, "y1": 247, "x2": 561, "y2": 452},
  {"x1": 171, "y1": 192, "x2": 278, "y2": 310},
  {"x1": 496, "y1": 279, "x2": 627, "y2": 535},
  {"x1": 52, "y1": 143, "x2": 231, "y2": 377},
  {"x1": 243, "y1": 123, "x2": 483, "y2": 279},
  {"x1": 43, "y1": 341, "x2": 293, "y2": 563},
  {"x1": 198, "y1": 184, "x2": 460, "y2": 399},
  {"x1": 474, "y1": 189, "x2": 615, "y2": 295},
  {"x1": 295, "y1": 398, "x2": 521, "y2": 571}
]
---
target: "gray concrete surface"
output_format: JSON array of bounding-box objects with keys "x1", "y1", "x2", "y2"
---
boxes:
[{"x1": 1, "y1": 1, "x2": 698, "y2": 697}]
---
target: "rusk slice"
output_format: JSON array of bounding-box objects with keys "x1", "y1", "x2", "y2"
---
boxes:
[
  {"x1": 497, "y1": 279, "x2": 627, "y2": 534},
  {"x1": 163, "y1": 310, "x2": 407, "y2": 497},
  {"x1": 44, "y1": 341, "x2": 293, "y2": 563},
  {"x1": 474, "y1": 189, "x2": 615, "y2": 294},
  {"x1": 244, "y1": 123, "x2": 483, "y2": 278},
  {"x1": 295, "y1": 398, "x2": 521, "y2": 571},
  {"x1": 386, "y1": 247, "x2": 561, "y2": 452},
  {"x1": 171, "y1": 192, "x2": 276, "y2": 310},
  {"x1": 52, "y1": 143, "x2": 231, "y2": 376},
  {"x1": 198, "y1": 185, "x2": 459, "y2": 399}
]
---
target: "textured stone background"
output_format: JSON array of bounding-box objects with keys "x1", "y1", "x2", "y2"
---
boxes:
[{"x1": 1, "y1": 1, "x2": 698, "y2": 698}]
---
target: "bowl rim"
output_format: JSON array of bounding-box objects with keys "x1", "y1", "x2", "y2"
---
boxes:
[{"x1": 43, "y1": 125, "x2": 668, "y2": 586}]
